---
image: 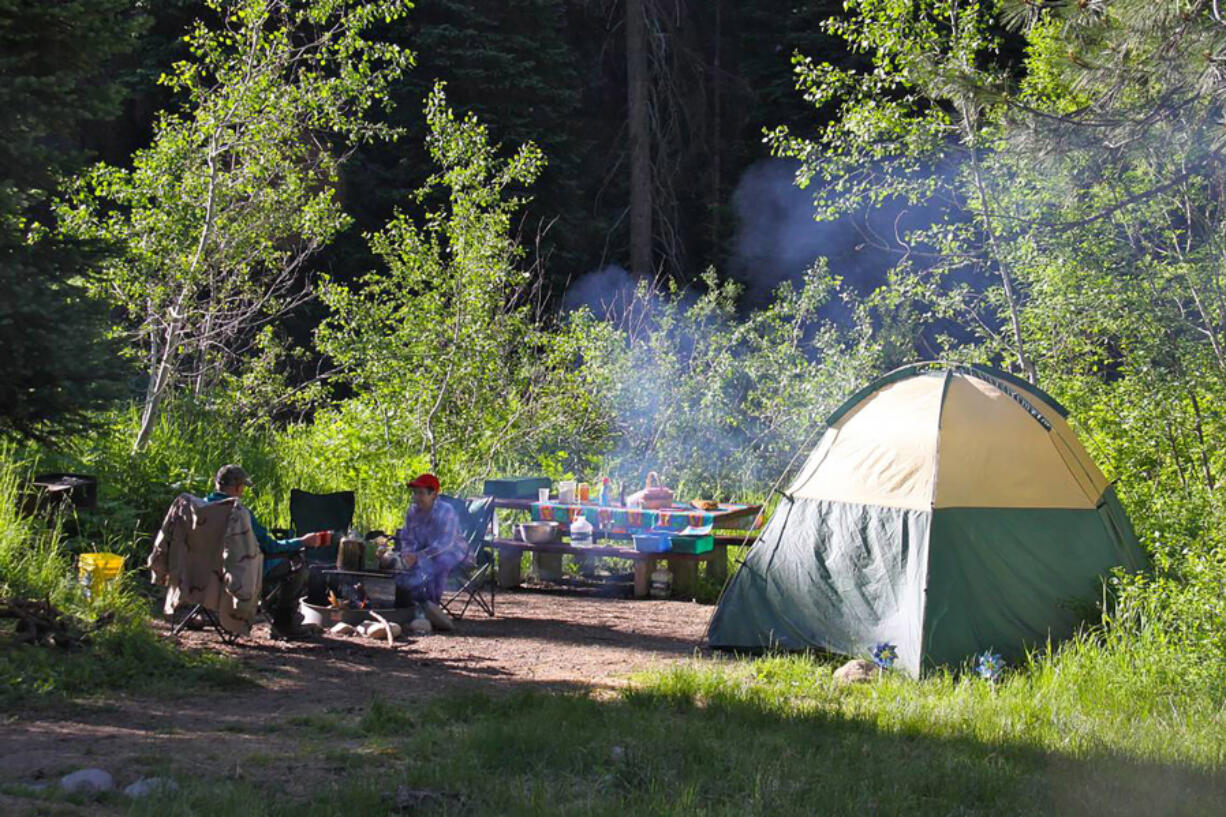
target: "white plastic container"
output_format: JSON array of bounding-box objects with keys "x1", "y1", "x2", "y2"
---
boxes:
[
  {"x1": 570, "y1": 513, "x2": 594, "y2": 546},
  {"x1": 558, "y1": 480, "x2": 577, "y2": 503}
]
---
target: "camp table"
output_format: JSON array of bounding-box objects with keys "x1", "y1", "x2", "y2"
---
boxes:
[
  {"x1": 527, "y1": 499, "x2": 761, "y2": 533},
  {"x1": 490, "y1": 498, "x2": 761, "y2": 597}
]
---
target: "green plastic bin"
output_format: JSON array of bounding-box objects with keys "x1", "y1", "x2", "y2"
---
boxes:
[
  {"x1": 669, "y1": 533, "x2": 713, "y2": 554},
  {"x1": 482, "y1": 476, "x2": 552, "y2": 500}
]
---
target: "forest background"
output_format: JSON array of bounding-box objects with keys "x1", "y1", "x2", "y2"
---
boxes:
[{"x1": 3, "y1": 0, "x2": 1226, "y2": 717}]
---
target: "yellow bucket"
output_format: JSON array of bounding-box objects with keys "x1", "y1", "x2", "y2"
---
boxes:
[{"x1": 78, "y1": 552, "x2": 124, "y2": 597}]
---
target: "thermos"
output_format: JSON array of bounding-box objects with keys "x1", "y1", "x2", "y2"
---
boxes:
[{"x1": 337, "y1": 529, "x2": 364, "y2": 570}]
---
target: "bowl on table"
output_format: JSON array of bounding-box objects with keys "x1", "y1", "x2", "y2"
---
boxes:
[{"x1": 516, "y1": 521, "x2": 560, "y2": 544}]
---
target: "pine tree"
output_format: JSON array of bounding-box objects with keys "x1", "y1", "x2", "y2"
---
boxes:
[{"x1": 0, "y1": 0, "x2": 147, "y2": 440}]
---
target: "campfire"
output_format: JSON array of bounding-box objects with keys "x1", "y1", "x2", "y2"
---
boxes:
[{"x1": 327, "y1": 581, "x2": 370, "y2": 610}]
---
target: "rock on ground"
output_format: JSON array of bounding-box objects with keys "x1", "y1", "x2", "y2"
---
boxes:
[
  {"x1": 833, "y1": 658, "x2": 879, "y2": 684},
  {"x1": 60, "y1": 768, "x2": 113, "y2": 795},
  {"x1": 125, "y1": 777, "x2": 180, "y2": 798}
]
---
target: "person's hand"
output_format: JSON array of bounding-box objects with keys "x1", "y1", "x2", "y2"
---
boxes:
[
  {"x1": 399, "y1": 552, "x2": 418, "y2": 569},
  {"x1": 301, "y1": 531, "x2": 328, "y2": 549}
]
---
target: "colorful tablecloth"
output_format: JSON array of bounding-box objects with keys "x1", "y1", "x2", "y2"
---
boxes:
[{"x1": 530, "y1": 501, "x2": 759, "y2": 532}]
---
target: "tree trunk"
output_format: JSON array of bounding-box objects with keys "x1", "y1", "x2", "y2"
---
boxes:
[
  {"x1": 1187, "y1": 385, "x2": 1215, "y2": 490},
  {"x1": 133, "y1": 148, "x2": 219, "y2": 452},
  {"x1": 627, "y1": 0, "x2": 652, "y2": 278},
  {"x1": 133, "y1": 320, "x2": 179, "y2": 453},
  {"x1": 968, "y1": 140, "x2": 1035, "y2": 384}
]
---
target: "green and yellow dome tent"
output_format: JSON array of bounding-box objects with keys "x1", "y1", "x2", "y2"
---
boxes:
[{"x1": 706, "y1": 362, "x2": 1148, "y2": 676}]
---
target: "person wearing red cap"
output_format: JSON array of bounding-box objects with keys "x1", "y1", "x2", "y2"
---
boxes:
[{"x1": 391, "y1": 473, "x2": 463, "y2": 631}]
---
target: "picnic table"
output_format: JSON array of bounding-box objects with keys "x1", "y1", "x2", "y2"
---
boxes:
[{"x1": 490, "y1": 498, "x2": 761, "y2": 598}]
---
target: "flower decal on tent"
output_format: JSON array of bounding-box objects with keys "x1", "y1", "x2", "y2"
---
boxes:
[
  {"x1": 871, "y1": 642, "x2": 898, "y2": 670},
  {"x1": 975, "y1": 651, "x2": 1005, "y2": 681}
]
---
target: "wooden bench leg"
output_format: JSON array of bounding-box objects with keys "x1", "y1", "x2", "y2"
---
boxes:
[
  {"x1": 633, "y1": 559, "x2": 653, "y2": 598},
  {"x1": 578, "y1": 552, "x2": 599, "y2": 576},
  {"x1": 497, "y1": 546, "x2": 523, "y2": 588},
  {"x1": 535, "y1": 552, "x2": 563, "y2": 582},
  {"x1": 671, "y1": 559, "x2": 698, "y2": 599},
  {"x1": 707, "y1": 544, "x2": 727, "y2": 585}
]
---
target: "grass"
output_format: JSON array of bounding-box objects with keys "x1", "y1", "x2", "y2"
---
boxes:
[
  {"x1": 7, "y1": 649, "x2": 1222, "y2": 816},
  {"x1": 0, "y1": 623, "x2": 250, "y2": 707}
]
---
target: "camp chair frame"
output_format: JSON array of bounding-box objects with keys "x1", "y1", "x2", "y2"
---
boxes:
[
  {"x1": 438, "y1": 495, "x2": 496, "y2": 620},
  {"x1": 169, "y1": 603, "x2": 240, "y2": 645}
]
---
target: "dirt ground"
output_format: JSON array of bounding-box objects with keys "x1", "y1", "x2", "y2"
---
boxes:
[{"x1": 0, "y1": 588, "x2": 716, "y2": 791}]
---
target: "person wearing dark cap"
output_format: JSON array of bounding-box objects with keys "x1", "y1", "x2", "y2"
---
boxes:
[
  {"x1": 389, "y1": 473, "x2": 463, "y2": 632},
  {"x1": 207, "y1": 464, "x2": 329, "y2": 639}
]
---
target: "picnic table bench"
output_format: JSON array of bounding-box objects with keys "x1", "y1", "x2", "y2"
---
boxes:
[{"x1": 489, "y1": 497, "x2": 760, "y2": 598}]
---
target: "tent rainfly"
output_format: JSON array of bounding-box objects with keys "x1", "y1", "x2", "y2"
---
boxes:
[{"x1": 706, "y1": 362, "x2": 1148, "y2": 676}]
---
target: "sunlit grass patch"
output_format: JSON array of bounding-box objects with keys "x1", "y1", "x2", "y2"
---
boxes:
[{"x1": 635, "y1": 647, "x2": 1226, "y2": 772}]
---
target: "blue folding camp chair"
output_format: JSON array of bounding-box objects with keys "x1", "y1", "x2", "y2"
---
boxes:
[{"x1": 437, "y1": 495, "x2": 496, "y2": 619}]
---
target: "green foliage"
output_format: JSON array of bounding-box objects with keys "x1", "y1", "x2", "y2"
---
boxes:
[
  {"x1": 576, "y1": 264, "x2": 881, "y2": 497},
  {"x1": 0, "y1": 236, "x2": 131, "y2": 442},
  {"x1": 0, "y1": 447, "x2": 244, "y2": 705},
  {"x1": 60, "y1": 0, "x2": 414, "y2": 450},
  {"x1": 316, "y1": 82, "x2": 606, "y2": 495},
  {"x1": 770, "y1": 0, "x2": 1050, "y2": 382}
]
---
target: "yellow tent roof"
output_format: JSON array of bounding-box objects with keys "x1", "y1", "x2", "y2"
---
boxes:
[{"x1": 790, "y1": 366, "x2": 1108, "y2": 511}]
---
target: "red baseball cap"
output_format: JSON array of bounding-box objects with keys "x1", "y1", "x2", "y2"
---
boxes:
[{"x1": 407, "y1": 473, "x2": 440, "y2": 492}]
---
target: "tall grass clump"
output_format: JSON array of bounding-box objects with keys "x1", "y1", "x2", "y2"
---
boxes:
[
  {"x1": 0, "y1": 448, "x2": 244, "y2": 704},
  {"x1": 0, "y1": 447, "x2": 78, "y2": 604}
]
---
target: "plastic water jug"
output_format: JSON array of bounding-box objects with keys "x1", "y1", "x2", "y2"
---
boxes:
[{"x1": 570, "y1": 512, "x2": 594, "y2": 546}]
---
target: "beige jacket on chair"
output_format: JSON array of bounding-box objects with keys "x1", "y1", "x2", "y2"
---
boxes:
[{"x1": 149, "y1": 493, "x2": 264, "y2": 635}]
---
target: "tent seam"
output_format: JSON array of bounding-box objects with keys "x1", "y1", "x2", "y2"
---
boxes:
[{"x1": 915, "y1": 369, "x2": 952, "y2": 675}]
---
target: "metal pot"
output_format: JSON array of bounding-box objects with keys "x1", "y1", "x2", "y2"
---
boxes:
[
  {"x1": 516, "y1": 521, "x2": 560, "y2": 544},
  {"x1": 299, "y1": 600, "x2": 414, "y2": 627}
]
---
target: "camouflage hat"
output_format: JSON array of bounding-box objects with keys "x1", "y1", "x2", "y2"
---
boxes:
[{"x1": 214, "y1": 464, "x2": 254, "y2": 490}]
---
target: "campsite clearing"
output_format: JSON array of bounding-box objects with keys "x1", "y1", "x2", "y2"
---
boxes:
[
  {"x1": 0, "y1": 589, "x2": 713, "y2": 786},
  {"x1": 4, "y1": 590, "x2": 1226, "y2": 815}
]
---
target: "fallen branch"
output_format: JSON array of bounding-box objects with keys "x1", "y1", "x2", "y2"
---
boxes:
[{"x1": 0, "y1": 597, "x2": 114, "y2": 649}]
